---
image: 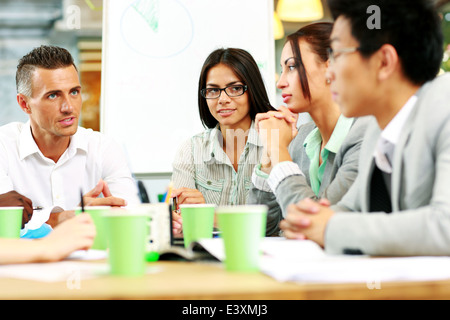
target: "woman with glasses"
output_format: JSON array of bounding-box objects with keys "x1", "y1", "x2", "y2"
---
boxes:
[
  {"x1": 248, "y1": 22, "x2": 370, "y2": 236},
  {"x1": 171, "y1": 48, "x2": 275, "y2": 233}
]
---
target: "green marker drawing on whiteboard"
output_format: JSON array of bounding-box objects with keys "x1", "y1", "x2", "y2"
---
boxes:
[{"x1": 132, "y1": 0, "x2": 160, "y2": 33}]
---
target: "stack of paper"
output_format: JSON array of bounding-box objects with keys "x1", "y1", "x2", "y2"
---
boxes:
[{"x1": 258, "y1": 238, "x2": 450, "y2": 284}]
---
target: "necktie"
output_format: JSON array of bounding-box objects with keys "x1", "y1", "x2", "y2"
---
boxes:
[
  {"x1": 369, "y1": 164, "x2": 392, "y2": 213},
  {"x1": 383, "y1": 139, "x2": 395, "y2": 169},
  {"x1": 375, "y1": 138, "x2": 395, "y2": 174}
]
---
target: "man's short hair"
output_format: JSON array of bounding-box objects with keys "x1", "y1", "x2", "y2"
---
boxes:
[
  {"x1": 327, "y1": 0, "x2": 443, "y2": 85},
  {"x1": 16, "y1": 45, "x2": 77, "y2": 97}
]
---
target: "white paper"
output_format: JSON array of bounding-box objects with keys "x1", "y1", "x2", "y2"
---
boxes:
[
  {"x1": 196, "y1": 238, "x2": 226, "y2": 261},
  {"x1": 0, "y1": 261, "x2": 109, "y2": 282},
  {"x1": 197, "y1": 237, "x2": 325, "y2": 262},
  {"x1": 65, "y1": 249, "x2": 108, "y2": 260},
  {"x1": 0, "y1": 250, "x2": 162, "y2": 282},
  {"x1": 259, "y1": 237, "x2": 326, "y2": 261},
  {"x1": 200, "y1": 237, "x2": 450, "y2": 284},
  {"x1": 258, "y1": 238, "x2": 450, "y2": 284}
]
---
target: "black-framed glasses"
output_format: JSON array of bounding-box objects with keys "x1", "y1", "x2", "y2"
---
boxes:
[
  {"x1": 200, "y1": 85, "x2": 248, "y2": 99},
  {"x1": 327, "y1": 47, "x2": 360, "y2": 64}
]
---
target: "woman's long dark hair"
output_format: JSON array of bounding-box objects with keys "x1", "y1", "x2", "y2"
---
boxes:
[
  {"x1": 198, "y1": 48, "x2": 275, "y2": 129},
  {"x1": 286, "y1": 22, "x2": 333, "y2": 101}
]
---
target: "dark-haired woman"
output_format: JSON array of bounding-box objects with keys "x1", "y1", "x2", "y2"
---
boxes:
[
  {"x1": 248, "y1": 22, "x2": 370, "y2": 236},
  {"x1": 171, "y1": 48, "x2": 275, "y2": 233}
]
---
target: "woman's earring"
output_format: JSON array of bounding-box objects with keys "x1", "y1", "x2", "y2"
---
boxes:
[{"x1": 326, "y1": 78, "x2": 331, "y2": 84}]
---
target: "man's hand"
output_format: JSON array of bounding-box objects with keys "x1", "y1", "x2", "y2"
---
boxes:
[
  {"x1": 45, "y1": 207, "x2": 76, "y2": 228},
  {"x1": 280, "y1": 198, "x2": 334, "y2": 248},
  {"x1": 82, "y1": 179, "x2": 127, "y2": 207},
  {"x1": 0, "y1": 191, "x2": 33, "y2": 228}
]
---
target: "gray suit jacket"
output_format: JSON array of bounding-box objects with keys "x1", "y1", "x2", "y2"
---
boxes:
[
  {"x1": 327, "y1": 73, "x2": 450, "y2": 256},
  {"x1": 247, "y1": 116, "x2": 370, "y2": 236}
]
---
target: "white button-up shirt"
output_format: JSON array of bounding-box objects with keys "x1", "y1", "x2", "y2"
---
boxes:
[
  {"x1": 0, "y1": 121, "x2": 140, "y2": 233},
  {"x1": 374, "y1": 95, "x2": 418, "y2": 173}
]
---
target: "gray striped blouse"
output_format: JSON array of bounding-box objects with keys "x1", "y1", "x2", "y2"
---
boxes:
[{"x1": 171, "y1": 121, "x2": 263, "y2": 206}]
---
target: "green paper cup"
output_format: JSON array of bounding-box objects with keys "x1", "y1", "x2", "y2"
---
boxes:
[
  {"x1": 180, "y1": 204, "x2": 216, "y2": 248},
  {"x1": 104, "y1": 208, "x2": 149, "y2": 276},
  {"x1": 0, "y1": 207, "x2": 23, "y2": 238},
  {"x1": 217, "y1": 205, "x2": 268, "y2": 272},
  {"x1": 75, "y1": 206, "x2": 110, "y2": 250}
]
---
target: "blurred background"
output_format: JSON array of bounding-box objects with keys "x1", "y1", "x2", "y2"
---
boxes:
[
  {"x1": 1, "y1": 0, "x2": 449, "y2": 129},
  {"x1": 0, "y1": 0, "x2": 449, "y2": 201}
]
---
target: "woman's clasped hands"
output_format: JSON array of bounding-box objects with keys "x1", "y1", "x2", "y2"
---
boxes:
[{"x1": 255, "y1": 106, "x2": 299, "y2": 171}]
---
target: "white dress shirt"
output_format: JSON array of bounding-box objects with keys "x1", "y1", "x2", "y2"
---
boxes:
[
  {"x1": 374, "y1": 95, "x2": 418, "y2": 173},
  {"x1": 0, "y1": 121, "x2": 140, "y2": 234}
]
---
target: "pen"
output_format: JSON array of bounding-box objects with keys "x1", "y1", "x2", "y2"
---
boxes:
[
  {"x1": 80, "y1": 189, "x2": 85, "y2": 212},
  {"x1": 33, "y1": 206, "x2": 43, "y2": 211},
  {"x1": 172, "y1": 196, "x2": 178, "y2": 213}
]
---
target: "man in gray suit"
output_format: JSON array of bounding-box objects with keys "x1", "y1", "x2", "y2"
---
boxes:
[{"x1": 281, "y1": 0, "x2": 450, "y2": 255}]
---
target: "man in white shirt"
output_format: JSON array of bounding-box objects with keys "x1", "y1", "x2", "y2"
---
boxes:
[
  {"x1": 0, "y1": 45, "x2": 140, "y2": 238},
  {"x1": 280, "y1": 0, "x2": 450, "y2": 255}
]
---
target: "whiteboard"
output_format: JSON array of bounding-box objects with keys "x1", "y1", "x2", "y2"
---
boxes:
[{"x1": 101, "y1": 0, "x2": 276, "y2": 174}]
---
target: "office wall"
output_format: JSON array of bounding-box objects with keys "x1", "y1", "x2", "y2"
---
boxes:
[{"x1": 100, "y1": 0, "x2": 276, "y2": 175}]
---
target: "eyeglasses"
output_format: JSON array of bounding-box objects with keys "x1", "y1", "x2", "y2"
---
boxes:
[
  {"x1": 327, "y1": 47, "x2": 360, "y2": 64},
  {"x1": 200, "y1": 85, "x2": 248, "y2": 99}
]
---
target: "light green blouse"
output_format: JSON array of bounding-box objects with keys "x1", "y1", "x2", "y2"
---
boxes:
[{"x1": 303, "y1": 114, "x2": 354, "y2": 195}]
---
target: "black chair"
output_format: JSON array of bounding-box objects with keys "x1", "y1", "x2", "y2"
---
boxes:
[{"x1": 137, "y1": 180, "x2": 150, "y2": 203}]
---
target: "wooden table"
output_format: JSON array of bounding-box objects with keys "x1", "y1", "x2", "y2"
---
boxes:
[{"x1": 1, "y1": 259, "x2": 450, "y2": 300}]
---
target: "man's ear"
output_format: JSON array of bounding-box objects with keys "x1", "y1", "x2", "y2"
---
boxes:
[
  {"x1": 376, "y1": 44, "x2": 400, "y2": 81},
  {"x1": 17, "y1": 93, "x2": 31, "y2": 114}
]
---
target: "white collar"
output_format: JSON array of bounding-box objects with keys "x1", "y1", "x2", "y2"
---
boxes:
[
  {"x1": 380, "y1": 95, "x2": 418, "y2": 145},
  {"x1": 18, "y1": 121, "x2": 88, "y2": 162},
  {"x1": 374, "y1": 95, "x2": 418, "y2": 174}
]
